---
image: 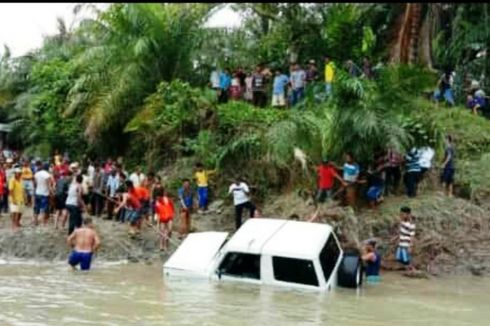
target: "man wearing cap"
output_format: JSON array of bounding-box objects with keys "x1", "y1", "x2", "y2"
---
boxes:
[
  {"x1": 9, "y1": 167, "x2": 24, "y2": 231},
  {"x1": 33, "y1": 161, "x2": 55, "y2": 226}
]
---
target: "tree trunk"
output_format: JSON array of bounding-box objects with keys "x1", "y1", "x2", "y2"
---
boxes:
[{"x1": 389, "y1": 3, "x2": 427, "y2": 66}]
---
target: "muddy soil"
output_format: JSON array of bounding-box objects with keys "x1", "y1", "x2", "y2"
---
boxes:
[{"x1": 1, "y1": 191, "x2": 489, "y2": 277}]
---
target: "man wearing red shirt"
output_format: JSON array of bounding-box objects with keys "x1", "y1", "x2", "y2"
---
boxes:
[
  {"x1": 316, "y1": 159, "x2": 345, "y2": 203},
  {"x1": 54, "y1": 159, "x2": 70, "y2": 181}
]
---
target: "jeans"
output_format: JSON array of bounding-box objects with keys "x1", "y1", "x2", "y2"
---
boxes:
[
  {"x1": 404, "y1": 171, "x2": 419, "y2": 198},
  {"x1": 234, "y1": 201, "x2": 256, "y2": 230},
  {"x1": 316, "y1": 188, "x2": 332, "y2": 203},
  {"x1": 67, "y1": 204, "x2": 82, "y2": 235},
  {"x1": 291, "y1": 87, "x2": 305, "y2": 106},
  {"x1": 434, "y1": 88, "x2": 455, "y2": 106},
  {"x1": 325, "y1": 83, "x2": 332, "y2": 96},
  {"x1": 1, "y1": 189, "x2": 8, "y2": 213}
]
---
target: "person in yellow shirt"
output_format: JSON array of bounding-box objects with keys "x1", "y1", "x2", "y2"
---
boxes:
[
  {"x1": 21, "y1": 160, "x2": 34, "y2": 207},
  {"x1": 9, "y1": 168, "x2": 25, "y2": 231},
  {"x1": 324, "y1": 56, "x2": 335, "y2": 96},
  {"x1": 194, "y1": 162, "x2": 216, "y2": 212}
]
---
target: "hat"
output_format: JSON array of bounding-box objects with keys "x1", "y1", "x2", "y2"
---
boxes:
[
  {"x1": 6, "y1": 158, "x2": 13, "y2": 164},
  {"x1": 14, "y1": 167, "x2": 22, "y2": 173},
  {"x1": 309, "y1": 59, "x2": 315, "y2": 64},
  {"x1": 69, "y1": 162, "x2": 80, "y2": 170}
]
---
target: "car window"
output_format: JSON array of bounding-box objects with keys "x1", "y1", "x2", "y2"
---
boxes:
[
  {"x1": 272, "y1": 257, "x2": 319, "y2": 286},
  {"x1": 320, "y1": 234, "x2": 341, "y2": 282},
  {"x1": 218, "y1": 252, "x2": 260, "y2": 280}
]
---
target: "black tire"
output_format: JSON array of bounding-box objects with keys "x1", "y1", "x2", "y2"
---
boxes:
[{"x1": 337, "y1": 249, "x2": 363, "y2": 288}]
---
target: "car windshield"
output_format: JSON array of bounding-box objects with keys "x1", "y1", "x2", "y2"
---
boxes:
[{"x1": 218, "y1": 252, "x2": 260, "y2": 279}]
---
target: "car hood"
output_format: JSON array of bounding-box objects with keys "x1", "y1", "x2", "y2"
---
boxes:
[{"x1": 164, "y1": 232, "x2": 229, "y2": 275}]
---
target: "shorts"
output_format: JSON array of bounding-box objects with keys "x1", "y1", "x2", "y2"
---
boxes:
[
  {"x1": 55, "y1": 195, "x2": 67, "y2": 210},
  {"x1": 366, "y1": 275, "x2": 381, "y2": 283},
  {"x1": 272, "y1": 94, "x2": 286, "y2": 106},
  {"x1": 159, "y1": 214, "x2": 174, "y2": 223},
  {"x1": 396, "y1": 246, "x2": 411, "y2": 265},
  {"x1": 367, "y1": 185, "x2": 383, "y2": 201},
  {"x1": 34, "y1": 195, "x2": 49, "y2": 214},
  {"x1": 316, "y1": 188, "x2": 332, "y2": 203},
  {"x1": 441, "y1": 167, "x2": 455, "y2": 184},
  {"x1": 68, "y1": 250, "x2": 93, "y2": 271},
  {"x1": 125, "y1": 208, "x2": 141, "y2": 225},
  {"x1": 140, "y1": 200, "x2": 150, "y2": 216},
  {"x1": 9, "y1": 203, "x2": 24, "y2": 214},
  {"x1": 23, "y1": 180, "x2": 34, "y2": 196}
]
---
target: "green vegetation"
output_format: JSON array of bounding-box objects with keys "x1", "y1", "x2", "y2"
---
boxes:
[{"x1": 0, "y1": 3, "x2": 489, "y2": 201}]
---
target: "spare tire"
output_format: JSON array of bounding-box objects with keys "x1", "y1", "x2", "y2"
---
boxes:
[{"x1": 337, "y1": 249, "x2": 363, "y2": 288}]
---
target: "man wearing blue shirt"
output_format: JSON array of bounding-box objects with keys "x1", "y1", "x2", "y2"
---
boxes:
[
  {"x1": 218, "y1": 68, "x2": 231, "y2": 104},
  {"x1": 271, "y1": 69, "x2": 289, "y2": 108}
]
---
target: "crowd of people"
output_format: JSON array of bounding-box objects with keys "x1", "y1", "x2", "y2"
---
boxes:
[
  {"x1": 209, "y1": 56, "x2": 378, "y2": 108},
  {"x1": 0, "y1": 152, "x2": 262, "y2": 259},
  {"x1": 434, "y1": 69, "x2": 489, "y2": 118},
  {"x1": 313, "y1": 134, "x2": 456, "y2": 212}
]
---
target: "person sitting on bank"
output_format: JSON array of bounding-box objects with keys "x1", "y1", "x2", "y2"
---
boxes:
[
  {"x1": 67, "y1": 217, "x2": 100, "y2": 271},
  {"x1": 361, "y1": 239, "x2": 381, "y2": 283}
]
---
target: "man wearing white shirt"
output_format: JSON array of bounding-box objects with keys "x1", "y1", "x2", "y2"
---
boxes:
[
  {"x1": 129, "y1": 167, "x2": 146, "y2": 188},
  {"x1": 228, "y1": 178, "x2": 256, "y2": 230},
  {"x1": 418, "y1": 146, "x2": 435, "y2": 181},
  {"x1": 33, "y1": 161, "x2": 54, "y2": 226}
]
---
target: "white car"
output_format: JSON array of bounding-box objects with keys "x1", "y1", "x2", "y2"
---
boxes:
[{"x1": 163, "y1": 218, "x2": 362, "y2": 291}]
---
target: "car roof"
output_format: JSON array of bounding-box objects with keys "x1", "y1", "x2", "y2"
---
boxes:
[
  {"x1": 262, "y1": 220, "x2": 332, "y2": 259},
  {"x1": 224, "y1": 218, "x2": 287, "y2": 254},
  {"x1": 225, "y1": 218, "x2": 333, "y2": 259}
]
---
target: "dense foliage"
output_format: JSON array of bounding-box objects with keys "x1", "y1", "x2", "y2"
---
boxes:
[{"x1": 0, "y1": 3, "x2": 488, "y2": 197}]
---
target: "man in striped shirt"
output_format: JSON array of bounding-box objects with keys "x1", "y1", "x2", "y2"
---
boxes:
[{"x1": 395, "y1": 206, "x2": 416, "y2": 271}]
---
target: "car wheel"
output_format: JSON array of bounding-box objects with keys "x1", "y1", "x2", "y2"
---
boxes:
[{"x1": 337, "y1": 249, "x2": 363, "y2": 288}]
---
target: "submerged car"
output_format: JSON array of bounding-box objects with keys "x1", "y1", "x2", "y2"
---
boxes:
[{"x1": 163, "y1": 218, "x2": 362, "y2": 291}]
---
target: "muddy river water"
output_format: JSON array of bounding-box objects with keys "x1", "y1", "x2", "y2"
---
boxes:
[{"x1": 0, "y1": 260, "x2": 489, "y2": 325}]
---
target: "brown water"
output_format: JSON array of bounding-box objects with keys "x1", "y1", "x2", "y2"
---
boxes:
[{"x1": 0, "y1": 260, "x2": 489, "y2": 326}]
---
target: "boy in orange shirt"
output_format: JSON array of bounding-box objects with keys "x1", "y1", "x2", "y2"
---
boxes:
[{"x1": 155, "y1": 189, "x2": 174, "y2": 252}]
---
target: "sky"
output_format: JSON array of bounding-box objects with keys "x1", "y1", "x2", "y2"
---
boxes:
[{"x1": 0, "y1": 3, "x2": 242, "y2": 58}]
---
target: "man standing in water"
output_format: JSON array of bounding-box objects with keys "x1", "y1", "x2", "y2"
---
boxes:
[
  {"x1": 67, "y1": 217, "x2": 100, "y2": 271},
  {"x1": 361, "y1": 239, "x2": 381, "y2": 283},
  {"x1": 395, "y1": 206, "x2": 416, "y2": 272}
]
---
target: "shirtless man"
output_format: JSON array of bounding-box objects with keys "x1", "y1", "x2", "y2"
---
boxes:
[{"x1": 67, "y1": 217, "x2": 100, "y2": 271}]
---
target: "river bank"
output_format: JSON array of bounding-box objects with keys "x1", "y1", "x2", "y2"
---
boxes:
[{"x1": 0, "y1": 190, "x2": 489, "y2": 277}]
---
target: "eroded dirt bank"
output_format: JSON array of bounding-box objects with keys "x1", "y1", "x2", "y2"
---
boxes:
[{"x1": 0, "y1": 192, "x2": 489, "y2": 277}]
